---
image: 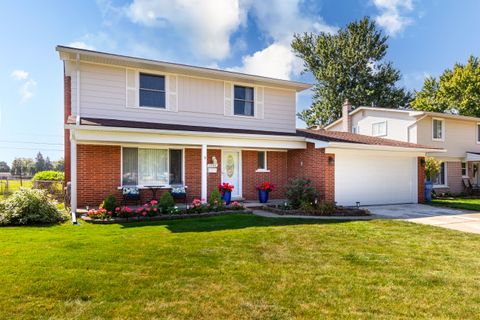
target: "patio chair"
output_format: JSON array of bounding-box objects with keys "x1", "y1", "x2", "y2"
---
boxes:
[
  {"x1": 170, "y1": 185, "x2": 188, "y2": 207},
  {"x1": 122, "y1": 186, "x2": 141, "y2": 206},
  {"x1": 468, "y1": 179, "x2": 480, "y2": 195},
  {"x1": 463, "y1": 178, "x2": 472, "y2": 195}
]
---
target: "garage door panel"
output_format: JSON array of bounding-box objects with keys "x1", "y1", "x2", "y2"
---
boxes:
[{"x1": 335, "y1": 153, "x2": 416, "y2": 206}]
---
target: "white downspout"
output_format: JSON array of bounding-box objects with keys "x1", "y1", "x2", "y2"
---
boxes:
[
  {"x1": 70, "y1": 130, "x2": 77, "y2": 224},
  {"x1": 75, "y1": 53, "x2": 80, "y2": 125},
  {"x1": 201, "y1": 144, "x2": 207, "y2": 202}
]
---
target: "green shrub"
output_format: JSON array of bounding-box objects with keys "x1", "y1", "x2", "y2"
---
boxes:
[
  {"x1": 32, "y1": 171, "x2": 64, "y2": 181},
  {"x1": 0, "y1": 188, "x2": 66, "y2": 225},
  {"x1": 159, "y1": 192, "x2": 175, "y2": 212},
  {"x1": 100, "y1": 195, "x2": 117, "y2": 214},
  {"x1": 209, "y1": 189, "x2": 222, "y2": 206},
  {"x1": 285, "y1": 178, "x2": 319, "y2": 209}
]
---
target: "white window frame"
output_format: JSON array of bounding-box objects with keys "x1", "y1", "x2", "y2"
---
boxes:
[
  {"x1": 120, "y1": 146, "x2": 185, "y2": 187},
  {"x1": 352, "y1": 126, "x2": 358, "y2": 134},
  {"x1": 461, "y1": 162, "x2": 468, "y2": 178},
  {"x1": 138, "y1": 72, "x2": 167, "y2": 109},
  {"x1": 476, "y1": 123, "x2": 480, "y2": 144},
  {"x1": 433, "y1": 161, "x2": 448, "y2": 188},
  {"x1": 432, "y1": 118, "x2": 445, "y2": 141},
  {"x1": 256, "y1": 151, "x2": 270, "y2": 172},
  {"x1": 371, "y1": 121, "x2": 387, "y2": 137},
  {"x1": 233, "y1": 85, "x2": 255, "y2": 117}
]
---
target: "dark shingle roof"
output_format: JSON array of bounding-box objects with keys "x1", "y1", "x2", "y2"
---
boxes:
[{"x1": 297, "y1": 129, "x2": 441, "y2": 150}]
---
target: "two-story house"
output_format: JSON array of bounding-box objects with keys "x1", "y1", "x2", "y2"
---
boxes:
[
  {"x1": 326, "y1": 102, "x2": 478, "y2": 194},
  {"x1": 57, "y1": 46, "x2": 440, "y2": 214}
]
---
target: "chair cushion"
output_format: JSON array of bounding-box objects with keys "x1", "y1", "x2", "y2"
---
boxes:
[
  {"x1": 171, "y1": 186, "x2": 186, "y2": 194},
  {"x1": 123, "y1": 186, "x2": 140, "y2": 195}
]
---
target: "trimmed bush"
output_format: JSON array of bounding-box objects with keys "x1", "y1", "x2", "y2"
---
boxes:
[
  {"x1": 32, "y1": 171, "x2": 64, "y2": 181},
  {"x1": 209, "y1": 189, "x2": 222, "y2": 207},
  {"x1": 159, "y1": 192, "x2": 175, "y2": 212},
  {"x1": 100, "y1": 195, "x2": 117, "y2": 214},
  {"x1": 0, "y1": 188, "x2": 66, "y2": 225}
]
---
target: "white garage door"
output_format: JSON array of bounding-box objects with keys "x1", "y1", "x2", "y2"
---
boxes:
[{"x1": 334, "y1": 150, "x2": 418, "y2": 206}]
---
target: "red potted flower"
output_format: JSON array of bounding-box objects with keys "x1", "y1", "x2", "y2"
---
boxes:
[
  {"x1": 256, "y1": 182, "x2": 276, "y2": 203},
  {"x1": 218, "y1": 182, "x2": 234, "y2": 205}
]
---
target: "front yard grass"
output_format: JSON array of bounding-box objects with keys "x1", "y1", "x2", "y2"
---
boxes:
[
  {"x1": 0, "y1": 179, "x2": 33, "y2": 200},
  {"x1": 430, "y1": 197, "x2": 480, "y2": 211},
  {"x1": 1, "y1": 214, "x2": 480, "y2": 319}
]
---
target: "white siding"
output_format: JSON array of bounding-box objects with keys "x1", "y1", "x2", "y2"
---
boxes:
[
  {"x1": 67, "y1": 61, "x2": 297, "y2": 133},
  {"x1": 353, "y1": 110, "x2": 416, "y2": 142}
]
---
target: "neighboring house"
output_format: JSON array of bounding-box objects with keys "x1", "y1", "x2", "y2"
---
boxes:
[
  {"x1": 57, "y1": 46, "x2": 440, "y2": 214},
  {"x1": 326, "y1": 102, "x2": 477, "y2": 194}
]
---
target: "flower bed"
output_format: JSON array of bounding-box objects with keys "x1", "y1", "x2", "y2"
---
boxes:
[
  {"x1": 83, "y1": 199, "x2": 250, "y2": 224},
  {"x1": 262, "y1": 204, "x2": 370, "y2": 217}
]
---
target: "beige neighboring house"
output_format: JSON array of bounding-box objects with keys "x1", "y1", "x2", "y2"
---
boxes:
[{"x1": 326, "y1": 102, "x2": 480, "y2": 194}]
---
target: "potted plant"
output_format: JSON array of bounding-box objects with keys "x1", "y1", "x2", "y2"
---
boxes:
[
  {"x1": 424, "y1": 157, "x2": 440, "y2": 202},
  {"x1": 256, "y1": 181, "x2": 276, "y2": 203},
  {"x1": 218, "y1": 182, "x2": 234, "y2": 205}
]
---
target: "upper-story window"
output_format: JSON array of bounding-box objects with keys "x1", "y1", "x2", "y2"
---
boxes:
[
  {"x1": 372, "y1": 121, "x2": 387, "y2": 136},
  {"x1": 234, "y1": 85, "x2": 254, "y2": 116},
  {"x1": 139, "y1": 73, "x2": 166, "y2": 108},
  {"x1": 432, "y1": 118, "x2": 444, "y2": 141}
]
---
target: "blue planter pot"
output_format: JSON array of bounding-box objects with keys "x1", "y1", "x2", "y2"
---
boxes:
[
  {"x1": 258, "y1": 190, "x2": 269, "y2": 203},
  {"x1": 425, "y1": 181, "x2": 433, "y2": 202},
  {"x1": 222, "y1": 191, "x2": 232, "y2": 205}
]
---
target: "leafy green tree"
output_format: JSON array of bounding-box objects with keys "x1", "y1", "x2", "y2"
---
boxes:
[
  {"x1": 291, "y1": 17, "x2": 411, "y2": 126},
  {"x1": 45, "y1": 157, "x2": 54, "y2": 171},
  {"x1": 412, "y1": 55, "x2": 480, "y2": 116},
  {"x1": 10, "y1": 158, "x2": 35, "y2": 177},
  {"x1": 54, "y1": 158, "x2": 65, "y2": 172}
]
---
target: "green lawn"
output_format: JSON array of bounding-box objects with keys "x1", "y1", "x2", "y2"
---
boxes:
[
  {"x1": 1, "y1": 215, "x2": 480, "y2": 319},
  {"x1": 431, "y1": 197, "x2": 480, "y2": 211},
  {"x1": 0, "y1": 179, "x2": 33, "y2": 200}
]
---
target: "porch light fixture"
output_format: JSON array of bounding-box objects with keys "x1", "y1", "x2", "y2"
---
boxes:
[
  {"x1": 420, "y1": 159, "x2": 426, "y2": 167},
  {"x1": 328, "y1": 156, "x2": 335, "y2": 165}
]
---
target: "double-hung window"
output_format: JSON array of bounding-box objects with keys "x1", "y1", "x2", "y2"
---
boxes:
[
  {"x1": 432, "y1": 118, "x2": 444, "y2": 140},
  {"x1": 122, "y1": 148, "x2": 183, "y2": 186},
  {"x1": 461, "y1": 162, "x2": 467, "y2": 177},
  {"x1": 257, "y1": 151, "x2": 267, "y2": 171},
  {"x1": 139, "y1": 73, "x2": 166, "y2": 108},
  {"x1": 371, "y1": 121, "x2": 387, "y2": 136},
  {"x1": 234, "y1": 85, "x2": 254, "y2": 116}
]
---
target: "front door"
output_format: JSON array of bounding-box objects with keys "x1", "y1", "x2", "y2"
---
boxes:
[{"x1": 222, "y1": 151, "x2": 241, "y2": 198}]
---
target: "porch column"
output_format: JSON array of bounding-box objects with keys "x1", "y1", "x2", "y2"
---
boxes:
[
  {"x1": 201, "y1": 144, "x2": 207, "y2": 202},
  {"x1": 70, "y1": 130, "x2": 77, "y2": 223}
]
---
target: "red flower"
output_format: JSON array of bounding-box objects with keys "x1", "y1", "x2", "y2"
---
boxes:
[
  {"x1": 218, "y1": 182, "x2": 234, "y2": 193},
  {"x1": 256, "y1": 181, "x2": 276, "y2": 192}
]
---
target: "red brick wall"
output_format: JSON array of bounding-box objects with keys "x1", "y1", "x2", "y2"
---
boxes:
[
  {"x1": 64, "y1": 75, "x2": 71, "y2": 183},
  {"x1": 418, "y1": 157, "x2": 425, "y2": 203},
  {"x1": 287, "y1": 143, "x2": 335, "y2": 203},
  {"x1": 242, "y1": 151, "x2": 288, "y2": 200},
  {"x1": 77, "y1": 145, "x2": 122, "y2": 207},
  {"x1": 185, "y1": 148, "x2": 201, "y2": 201}
]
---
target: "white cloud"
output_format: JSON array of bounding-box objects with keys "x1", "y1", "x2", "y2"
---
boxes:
[
  {"x1": 11, "y1": 70, "x2": 36, "y2": 103},
  {"x1": 11, "y1": 70, "x2": 29, "y2": 81},
  {"x1": 67, "y1": 41, "x2": 96, "y2": 50},
  {"x1": 125, "y1": 0, "x2": 242, "y2": 60},
  {"x1": 227, "y1": 43, "x2": 299, "y2": 80},
  {"x1": 373, "y1": 0, "x2": 414, "y2": 36}
]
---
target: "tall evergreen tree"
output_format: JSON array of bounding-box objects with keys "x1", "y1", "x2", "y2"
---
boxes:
[
  {"x1": 0, "y1": 161, "x2": 9, "y2": 172},
  {"x1": 291, "y1": 17, "x2": 411, "y2": 127},
  {"x1": 35, "y1": 152, "x2": 46, "y2": 173},
  {"x1": 45, "y1": 157, "x2": 54, "y2": 171}
]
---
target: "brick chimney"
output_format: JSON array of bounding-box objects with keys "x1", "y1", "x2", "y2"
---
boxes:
[{"x1": 342, "y1": 99, "x2": 352, "y2": 132}]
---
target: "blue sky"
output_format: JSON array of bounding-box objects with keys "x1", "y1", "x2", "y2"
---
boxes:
[{"x1": 0, "y1": 0, "x2": 479, "y2": 165}]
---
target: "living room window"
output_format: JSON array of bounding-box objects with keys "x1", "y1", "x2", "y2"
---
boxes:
[
  {"x1": 122, "y1": 147, "x2": 183, "y2": 186},
  {"x1": 234, "y1": 85, "x2": 254, "y2": 116},
  {"x1": 139, "y1": 73, "x2": 166, "y2": 108},
  {"x1": 432, "y1": 118, "x2": 444, "y2": 141},
  {"x1": 461, "y1": 162, "x2": 467, "y2": 177},
  {"x1": 433, "y1": 162, "x2": 446, "y2": 186},
  {"x1": 371, "y1": 121, "x2": 387, "y2": 136}
]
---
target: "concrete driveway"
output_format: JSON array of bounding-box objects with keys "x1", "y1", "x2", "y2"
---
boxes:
[{"x1": 368, "y1": 204, "x2": 480, "y2": 234}]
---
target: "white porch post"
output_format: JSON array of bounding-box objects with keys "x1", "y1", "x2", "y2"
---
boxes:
[
  {"x1": 70, "y1": 130, "x2": 77, "y2": 223},
  {"x1": 201, "y1": 144, "x2": 207, "y2": 202}
]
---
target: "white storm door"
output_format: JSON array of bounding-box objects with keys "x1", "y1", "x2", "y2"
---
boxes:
[{"x1": 222, "y1": 150, "x2": 241, "y2": 198}]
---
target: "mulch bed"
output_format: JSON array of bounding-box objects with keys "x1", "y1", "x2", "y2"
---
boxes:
[
  {"x1": 262, "y1": 205, "x2": 370, "y2": 217},
  {"x1": 81, "y1": 210, "x2": 252, "y2": 224}
]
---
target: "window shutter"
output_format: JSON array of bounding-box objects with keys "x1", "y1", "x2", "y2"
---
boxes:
[
  {"x1": 126, "y1": 69, "x2": 137, "y2": 108},
  {"x1": 166, "y1": 75, "x2": 178, "y2": 112},
  {"x1": 224, "y1": 82, "x2": 233, "y2": 116},
  {"x1": 255, "y1": 86, "x2": 264, "y2": 119}
]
